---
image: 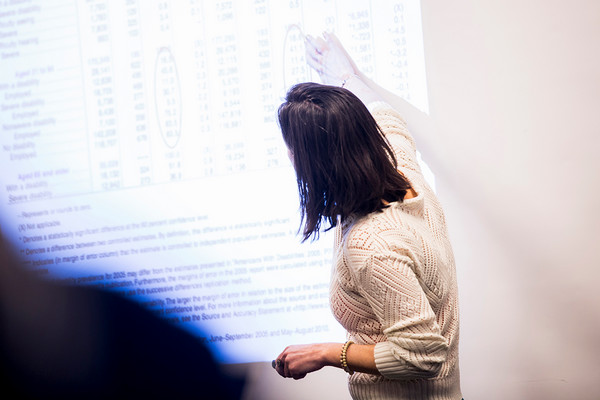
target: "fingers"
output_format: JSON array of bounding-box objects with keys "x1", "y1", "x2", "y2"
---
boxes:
[
  {"x1": 273, "y1": 348, "x2": 307, "y2": 380},
  {"x1": 271, "y1": 358, "x2": 282, "y2": 370},
  {"x1": 322, "y1": 31, "x2": 342, "y2": 56},
  {"x1": 304, "y1": 31, "x2": 356, "y2": 85},
  {"x1": 323, "y1": 31, "x2": 341, "y2": 49},
  {"x1": 274, "y1": 350, "x2": 291, "y2": 378},
  {"x1": 305, "y1": 35, "x2": 327, "y2": 71},
  {"x1": 305, "y1": 50, "x2": 324, "y2": 75},
  {"x1": 324, "y1": 31, "x2": 359, "y2": 76},
  {"x1": 305, "y1": 34, "x2": 328, "y2": 54},
  {"x1": 304, "y1": 43, "x2": 338, "y2": 83},
  {"x1": 273, "y1": 352, "x2": 286, "y2": 377}
]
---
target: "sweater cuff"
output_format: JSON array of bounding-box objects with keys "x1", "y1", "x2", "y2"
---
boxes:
[
  {"x1": 367, "y1": 101, "x2": 408, "y2": 125},
  {"x1": 366, "y1": 100, "x2": 390, "y2": 113},
  {"x1": 374, "y1": 341, "x2": 405, "y2": 377}
]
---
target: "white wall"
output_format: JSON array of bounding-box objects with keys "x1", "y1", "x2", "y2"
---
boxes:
[
  {"x1": 238, "y1": 1, "x2": 600, "y2": 398},
  {"x1": 421, "y1": 1, "x2": 600, "y2": 398}
]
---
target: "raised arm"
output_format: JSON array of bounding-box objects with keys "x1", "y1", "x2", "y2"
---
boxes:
[
  {"x1": 305, "y1": 31, "x2": 381, "y2": 104},
  {"x1": 305, "y1": 32, "x2": 432, "y2": 150}
]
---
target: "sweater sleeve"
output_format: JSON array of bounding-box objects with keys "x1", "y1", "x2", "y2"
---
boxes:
[
  {"x1": 367, "y1": 101, "x2": 422, "y2": 178},
  {"x1": 346, "y1": 244, "x2": 449, "y2": 379}
]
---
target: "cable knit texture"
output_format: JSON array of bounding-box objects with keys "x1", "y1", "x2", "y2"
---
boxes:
[{"x1": 330, "y1": 102, "x2": 461, "y2": 399}]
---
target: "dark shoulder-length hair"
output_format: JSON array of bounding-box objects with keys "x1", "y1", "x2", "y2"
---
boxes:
[{"x1": 278, "y1": 82, "x2": 411, "y2": 242}]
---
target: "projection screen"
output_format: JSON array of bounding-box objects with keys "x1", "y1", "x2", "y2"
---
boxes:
[{"x1": 0, "y1": 0, "x2": 428, "y2": 363}]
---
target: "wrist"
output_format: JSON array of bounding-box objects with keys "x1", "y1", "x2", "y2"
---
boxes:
[
  {"x1": 340, "y1": 75, "x2": 381, "y2": 105},
  {"x1": 322, "y1": 343, "x2": 344, "y2": 367},
  {"x1": 340, "y1": 72, "x2": 356, "y2": 88}
]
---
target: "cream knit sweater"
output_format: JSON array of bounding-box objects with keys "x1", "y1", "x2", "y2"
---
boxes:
[{"x1": 330, "y1": 102, "x2": 461, "y2": 400}]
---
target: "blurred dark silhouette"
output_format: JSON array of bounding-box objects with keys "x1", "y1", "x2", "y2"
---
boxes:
[{"x1": 0, "y1": 236, "x2": 244, "y2": 399}]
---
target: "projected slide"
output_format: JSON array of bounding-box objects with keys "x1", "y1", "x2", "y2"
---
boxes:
[{"x1": 0, "y1": 0, "x2": 428, "y2": 363}]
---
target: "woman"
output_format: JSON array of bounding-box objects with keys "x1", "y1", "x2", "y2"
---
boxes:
[{"x1": 273, "y1": 33, "x2": 462, "y2": 399}]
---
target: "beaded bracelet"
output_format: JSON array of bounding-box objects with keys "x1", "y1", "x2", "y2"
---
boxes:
[{"x1": 340, "y1": 340, "x2": 354, "y2": 375}]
